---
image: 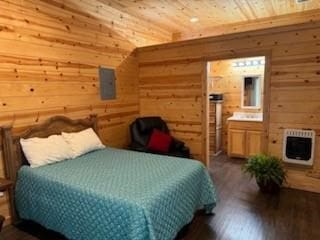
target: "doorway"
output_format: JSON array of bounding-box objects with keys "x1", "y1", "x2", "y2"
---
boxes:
[{"x1": 205, "y1": 55, "x2": 269, "y2": 164}]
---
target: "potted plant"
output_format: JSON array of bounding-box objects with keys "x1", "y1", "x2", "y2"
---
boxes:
[{"x1": 243, "y1": 154, "x2": 286, "y2": 193}]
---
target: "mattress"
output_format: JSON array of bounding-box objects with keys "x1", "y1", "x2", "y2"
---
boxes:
[{"x1": 15, "y1": 148, "x2": 217, "y2": 240}]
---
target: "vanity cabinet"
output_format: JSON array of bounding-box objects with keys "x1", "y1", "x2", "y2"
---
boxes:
[
  {"x1": 246, "y1": 130, "x2": 263, "y2": 157},
  {"x1": 228, "y1": 129, "x2": 246, "y2": 157},
  {"x1": 227, "y1": 120, "x2": 264, "y2": 158}
]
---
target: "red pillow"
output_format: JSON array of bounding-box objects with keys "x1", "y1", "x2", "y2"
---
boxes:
[{"x1": 147, "y1": 129, "x2": 172, "y2": 153}]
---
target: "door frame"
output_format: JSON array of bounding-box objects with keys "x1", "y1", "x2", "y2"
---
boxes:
[{"x1": 202, "y1": 50, "x2": 272, "y2": 166}]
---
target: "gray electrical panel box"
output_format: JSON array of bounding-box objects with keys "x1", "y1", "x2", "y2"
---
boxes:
[{"x1": 99, "y1": 67, "x2": 116, "y2": 100}]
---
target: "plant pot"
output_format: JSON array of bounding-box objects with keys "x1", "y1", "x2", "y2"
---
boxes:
[{"x1": 256, "y1": 180, "x2": 281, "y2": 194}]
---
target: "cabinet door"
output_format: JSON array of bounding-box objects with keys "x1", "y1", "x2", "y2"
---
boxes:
[
  {"x1": 246, "y1": 130, "x2": 263, "y2": 157},
  {"x1": 228, "y1": 129, "x2": 246, "y2": 157}
]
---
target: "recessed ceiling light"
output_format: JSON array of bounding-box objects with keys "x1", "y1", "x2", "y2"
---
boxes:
[{"x1": 190, "y1": 17, "x2": 199, "y2": 23}]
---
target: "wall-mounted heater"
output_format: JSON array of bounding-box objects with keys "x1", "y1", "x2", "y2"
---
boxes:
[{"x1": 283, "y1": 129, "x2": 315, "y2": 166}]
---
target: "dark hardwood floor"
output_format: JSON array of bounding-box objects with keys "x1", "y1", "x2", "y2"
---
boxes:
[{"x1": 2, "y1": 154, "x2": 320, "y2": 240}]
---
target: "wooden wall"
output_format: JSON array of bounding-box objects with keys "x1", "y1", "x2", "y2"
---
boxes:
[
  {"x1": 0, "y1": 0, "x2": 170, "y2": 223},
  {"x1": 138, "y1": 21, "x2": 320, "y2": 193},
  {"x1": 209, "y1": 58, "x2": 265, "y2": 151},
  {"x1": 139, "y1": 61, "x2": 206, "y2": 161}
]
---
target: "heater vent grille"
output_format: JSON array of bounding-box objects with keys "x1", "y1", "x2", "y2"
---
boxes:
[
  {"x1": 283, "y1": 129, "x2": 315, "y2": 166},
  {"x1": 285, "y1": 129, "x2": 314, "y2": 138}
]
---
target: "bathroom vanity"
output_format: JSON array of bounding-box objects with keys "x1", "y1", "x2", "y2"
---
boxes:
[{"x1": 227, "y1": 112, "x2": 264, "y2": 158}]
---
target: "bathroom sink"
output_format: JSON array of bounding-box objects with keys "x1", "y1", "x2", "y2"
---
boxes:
[{"x1": 227, "y1": 112, "x2": 263, "y2": 122}]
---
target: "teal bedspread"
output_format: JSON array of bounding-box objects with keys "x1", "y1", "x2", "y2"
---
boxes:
[{"x1": 16, "y1": 148, "x2": 217, "y2": 240}]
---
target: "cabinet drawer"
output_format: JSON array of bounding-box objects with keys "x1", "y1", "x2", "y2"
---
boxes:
[{"x1": 228, "y1": 120, "x2": 263, "y2": 131}]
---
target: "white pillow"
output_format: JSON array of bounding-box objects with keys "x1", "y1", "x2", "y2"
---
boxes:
[
  {"x1": 62, "y1": 128, "x2": 105, "y2": 158},
  {"x1": 20, "y1": 135, "x2": 74, "y2": 168}
]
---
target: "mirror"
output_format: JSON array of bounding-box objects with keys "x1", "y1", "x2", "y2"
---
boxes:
[{"x1": 242, "y1": 75, "x2": 261, "y2": 109}]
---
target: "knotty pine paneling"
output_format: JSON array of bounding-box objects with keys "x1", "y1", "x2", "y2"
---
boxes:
[
  {"x1": 139, "y1": 61, "x2": 205, "y2": 161},
  {"x1": 138, "y1": 21, "x2": 320, "y2": 193},
  {"x1": 208, "y1": 58, "x2": 265, "y2": 151},
  {"x1": 177, "y1": 9, "x2": 320, "y2": 41},
  {"x1": 103, "y1": 0, "x2": 320, "y2": 41},
  {"x1": 0, "y1": 0, "x2": 163, "y2": 223}
]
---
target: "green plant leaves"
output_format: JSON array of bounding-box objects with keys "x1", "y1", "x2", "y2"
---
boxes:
[{"x1": 242, "y1": 154, "x2": 286, "y2": 186}]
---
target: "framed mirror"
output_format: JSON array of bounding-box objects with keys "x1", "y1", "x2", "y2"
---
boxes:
[{"x1": 241, "y1": 75, "x2": 261, "y2": 109}]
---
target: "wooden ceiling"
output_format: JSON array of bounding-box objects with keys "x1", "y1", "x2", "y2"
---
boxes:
[
  {"x1": 34, "y1": 0, "x2": 320, "y2": 47},
  {"x1": 96, "y1": 0, "x2": 320, "y2": 43}
]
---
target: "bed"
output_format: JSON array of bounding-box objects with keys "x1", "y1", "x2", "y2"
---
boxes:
[{"x1": 1, "y1": 115, "x2": 217, "y2": 240}]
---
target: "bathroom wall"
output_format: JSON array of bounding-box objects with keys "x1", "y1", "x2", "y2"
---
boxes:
[{"x1": 208, "y1": 57, "x2": 265, "y2": 151}]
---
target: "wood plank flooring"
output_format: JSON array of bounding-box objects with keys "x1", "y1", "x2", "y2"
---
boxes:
[{"x1": 1, "y1": 154, "x2": 320, "y2": 240}]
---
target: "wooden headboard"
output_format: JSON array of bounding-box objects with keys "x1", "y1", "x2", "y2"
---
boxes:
[{"x1": 0, "y1": 114, "x2": 98, "y2": 222}]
